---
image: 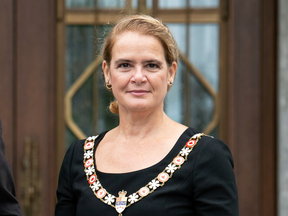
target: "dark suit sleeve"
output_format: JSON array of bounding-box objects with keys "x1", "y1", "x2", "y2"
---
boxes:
[
  {"x1": 192, "y1": 138, "x2": 239, "y2": 216},
  {"x1": 0, "y1": 119, "x2": 23, "y2": 216},
  {"x1": 55, "y1": 140, "x2": 78, "y2": 216}
]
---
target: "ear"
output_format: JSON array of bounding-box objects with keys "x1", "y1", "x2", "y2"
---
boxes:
[
  {"x1": 102, "y1": 60, "x2": 110, "y2": 82},
  {"x1": 168, "y1": 61, "x2": 177, "y2": 82}
]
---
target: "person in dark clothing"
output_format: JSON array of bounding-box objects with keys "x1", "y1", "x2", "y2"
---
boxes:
[
  {"x1": 55, "y1": 14, "x2": 239, "y2": 216},
  {"x1": 0, "y1": 118, "x2": 23, "y2": 216}
]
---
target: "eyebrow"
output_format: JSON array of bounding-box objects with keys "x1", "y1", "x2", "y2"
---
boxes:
[
  {"x1": 113, "y1": 59, "x2": 164, "y2": 66},
  {"x1": 114, "y1": 59, "x2": 135, "y2": 65},
  {"x1": 143, "y1": 60, "x2": 163, "y2": 66}
]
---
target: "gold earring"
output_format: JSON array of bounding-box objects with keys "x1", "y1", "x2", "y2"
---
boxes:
[{"x1": 106, "y1": 81, "x2": 112, "y2": 90}]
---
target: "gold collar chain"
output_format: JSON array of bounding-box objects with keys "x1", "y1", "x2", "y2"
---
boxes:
[{"x1": 83, "y1": 133, "x2": 208, "y2": 216}]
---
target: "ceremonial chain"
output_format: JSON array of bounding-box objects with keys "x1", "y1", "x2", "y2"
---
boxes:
[{"x1": 83, "y1": 133, "x2": 209, "y2": 216}]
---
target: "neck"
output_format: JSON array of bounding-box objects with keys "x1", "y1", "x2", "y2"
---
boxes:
[{"x1": 115, "y1": 107, "x2": 172, "y2": 140}]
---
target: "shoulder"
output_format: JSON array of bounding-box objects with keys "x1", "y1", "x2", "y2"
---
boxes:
[
  {"x1": 183, "y1": 128, "x2": 233, "y2": 163},
  {"x1": 189, "y1": 134, "x2": 236, "y2": 185},
  {"x1": 196, "y1": 136, "x2": 234, "y2": 165},
  {"x1": 63, "y1": 131, "x2": 107, "y2": 163},
  {"x1": 180, "y1": 128, "x2": 235, "y2": 172},
  {"x1": 65, "y1": 139, "x2": 86, "y2": 159},
  {"x1": 60, "y1": 138, "x2": 92, "y2": 174},
  {"x1": 186, "y1": 133, "x2": 238, "y2": 215},
  {"x1": 196, "y1": 135, "x2": 232, "y2": 153}
]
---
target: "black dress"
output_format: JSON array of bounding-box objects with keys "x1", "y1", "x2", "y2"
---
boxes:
[
  {"x1": 55, "y1": 127, "x2": 238, "y2": 216},
  {"x1": 0, "y1": 118, "x2": 23, "y2": 216}
]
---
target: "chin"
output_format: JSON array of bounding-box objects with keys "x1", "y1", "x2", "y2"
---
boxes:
[
  {"x1": 129, "y1": 105, "x2": 151, "y2": 112},
  {"x1": 118, "y1": 99, "x2": 163, "y2": 113},
  {"x1": 120, "y1": 102, "x2": 153, "y2": 113}
]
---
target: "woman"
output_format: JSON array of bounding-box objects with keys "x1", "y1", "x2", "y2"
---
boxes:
[{"x1": 55, "y1": 15, "x2": 238, "y2": 216}]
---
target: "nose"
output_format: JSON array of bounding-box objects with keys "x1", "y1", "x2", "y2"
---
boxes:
[{"x1": 131, "y1": 66, "x2": 147, "y2": 84}]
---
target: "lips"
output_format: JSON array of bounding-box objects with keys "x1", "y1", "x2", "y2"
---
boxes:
[{"x1": 127, "y1": 89, "x2": 150, "y2": 96}]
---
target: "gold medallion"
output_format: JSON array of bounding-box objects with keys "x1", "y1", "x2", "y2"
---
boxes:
[{"x1": 115, "y1": 190, "x2": 127, "y2": 215}]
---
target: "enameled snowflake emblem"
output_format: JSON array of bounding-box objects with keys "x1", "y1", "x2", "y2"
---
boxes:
[
  {"x1": 104, "y1": 194, "x2": 116, "y2": 205},
  {"x1": 128, "y1": 193, "x2": 139, "y2": 204},
  {"x1": 148, "y1": 179, "x2": 160, "y2": 190},
  {"x1": 85, "y1": 166, "x2": 95, "y2": 175},
  {"x1": 87, "y1": 136, "x2": 93, "y2": 141},
  {"x1": 84, "y1": 150, "x2": 93, "y2": 159},
  {"x1": 192, "y1": 133, "x2": 204, "y2": 140},
  {"x1": 165, "y1": 163, "x2": 177, "y2": 173},
  {"x1": 91, "y1": 181, "x2": 101, "y2": 191},
  {"x1": 87, "y1": 135, "x2": 98, "y2": 141},
  {"x1": 180, "y1": 147, "x2": 191, "y2": 156}
]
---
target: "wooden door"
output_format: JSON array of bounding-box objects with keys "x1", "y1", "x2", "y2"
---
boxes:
[{"x1": 0, "y1": 0, "x2": 57, "y2": 215}]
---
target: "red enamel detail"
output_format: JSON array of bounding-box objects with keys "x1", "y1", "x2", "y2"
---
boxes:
[
  {"x1": 85, "y1": 159, "x2": 93, "y2": 167},
  {"x1": 88, "y1": 174, "x2": 97, "y2": 184},
  {"x1": 96, "y1": 189, "x2": 106, "y2": 198},
  {"x1": 139, "y1": 187, "x2": 149, "y2": 197},
  {"x1": 84, "y1": 141, "x2": 94, "y2": 150},
  {"x1": 186, "y1": 140, "x2": 196, "y2": 148},
  {"x1": 173, "y1": 156, "x2": 184, "y2": 165},
  {"x1": 158, "y1": 172, "x2": 169, "y2": 183}
]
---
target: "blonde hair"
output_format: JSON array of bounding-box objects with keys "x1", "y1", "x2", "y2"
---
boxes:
[{"x1": 102, "y1": 14, "x2": 178, "y2": 114}]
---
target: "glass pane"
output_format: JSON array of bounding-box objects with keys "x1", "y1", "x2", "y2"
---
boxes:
[
  {"x1": 189, "y1": 24, "x2": 219, "y2": 133},
  {"x1": 165, "y1": 60, "x2": 185, "y2": 123},
  {"x1": 165, "y1": 23, "x2": 219, "y2": 134},
  {"x1": 210, "y1": 126, "x2": 218, "y2": 139},
  {"x1": 66, "y1": 25, "x2": 119, "y2": 148},
  {"x1": 66, "y1": 26, "x2": 95, "y2": 147},
  {"x1": 132, "y1": 0, "x2": 138, "y2": 8},
  {"x1": 66, "y1": 25, "x2": 120, "y2": 148},
  {"x1": 167, "y1": 24, "x2": 186, "y2": 53},
  {"x1": 190, "y1": 0, "x2": 219, "y2": 8},
  {"x1": 66, "y1": 26, "x2": 95, "y2": 90},
  {"x1": 189, "y1": 75, "x2": 214, "y2": 132},
  {"x1": 189, "y1": 24, "x2": 219, "y2": 90},
  {"x1": 94, "y1": 64, "x2": 119, "y2": 133},
  {"x1": 95, "y1": 25, "x2": 119, "y2": 133},
  {"x1": 147, "y1": 0, "x2": 153, "y2": 8},
  {"x1": 97, "y1": 0, "x2": 125, "y2": 8},
  {"x1": 65, "y1": 0, "x2": 95, "y2": 8},
  {"x1": 159, "y1": 0, "x2": 186, "y2": 9},
  {"x1": 165, "y1": 24, "x2": 186, "y2": 123},
  {"x1": 132, "y1": 0, "x2": 152, "y2": 9}
]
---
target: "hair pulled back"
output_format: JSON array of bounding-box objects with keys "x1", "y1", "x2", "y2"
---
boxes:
[{"x1": 102, "y1": 14, "x2": 179, "y2": 114}]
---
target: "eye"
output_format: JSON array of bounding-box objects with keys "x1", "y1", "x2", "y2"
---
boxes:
[
  {"x1": 119, "y1": 63, "x2": 130, "y2": 68},
  {"x1": 147, "y1": 63, "x2": 159, "y2": 69}
]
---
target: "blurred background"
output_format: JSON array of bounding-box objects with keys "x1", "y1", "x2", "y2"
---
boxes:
[{"x1": 0, "y1": 0, "x2": 287, "y2": 215}]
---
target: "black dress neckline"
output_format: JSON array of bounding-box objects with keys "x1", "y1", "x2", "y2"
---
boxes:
[{"x1": 92, "y1": 127, "x2": 191, "y2": 176}]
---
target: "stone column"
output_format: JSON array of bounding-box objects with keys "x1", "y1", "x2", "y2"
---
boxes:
[{"x1": 278, "y1": 0, "x2": 288, "y2": 215}]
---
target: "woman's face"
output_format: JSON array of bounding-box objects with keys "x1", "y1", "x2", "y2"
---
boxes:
[{"x1": 103, "y1": 31, "x2": 177, "y2": 114}]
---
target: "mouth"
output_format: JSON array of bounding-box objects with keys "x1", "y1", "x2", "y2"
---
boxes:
[{"x1": 127, "y1": 90, "x2": 150, "y2": 96}]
